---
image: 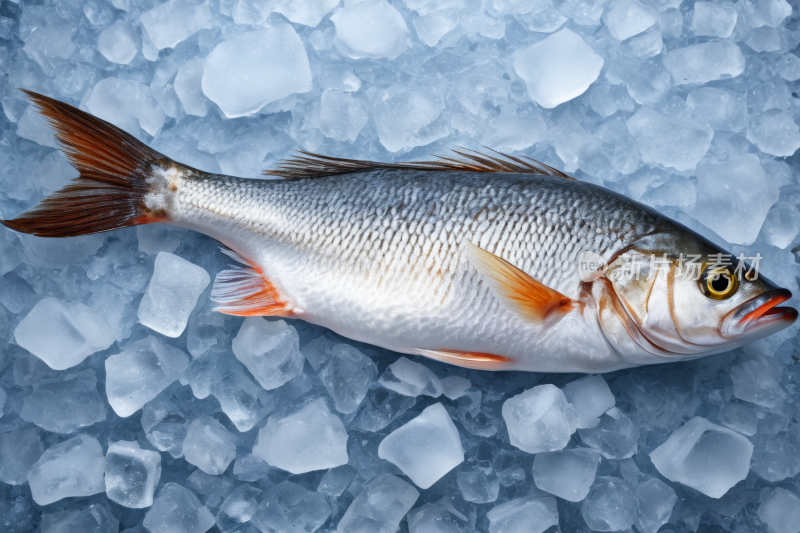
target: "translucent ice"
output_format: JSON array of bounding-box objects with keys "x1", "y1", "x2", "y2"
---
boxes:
[
  {"x1": 745, "y1": 26, "x2": 781, "y2": 52},
  {"x1": 758, "y1": 487, "x2": 800, "y2": 533},
  {"x1": 21, "y1": 370, "x2": 107, "y2": 433},
  {"x1": 231, "y1": 318, "x2": 304, "y2": 390},
  {"x1": 317, "y1": 343, "x2": 377, "y2": 413},
  {"x1": 175, "y1": 57, "x2": 209, "y2": 117},
  {"x1": 336, "y1": 474, "x2": 419, "y2": 533},
  {"x1": 602, "y1": 0, "x2": 658, "y2": 41},
  {"x1": 636, "y1": 478, "x2": 678, "y2": 533},
  {"x1": 141, "y1": 393, "x2": 190, "y2": 457},
  {"x1": 761, "y1": 202, "x2": 800, "y2": 249},
  {"x1": 513, "y1": 29, "x2": 603, "y2": 109},
  {"x1": 502, "y1": 384, "x2": 577, "y2": 454},
  {"x1": 664, "y1": 41, "x2": 745, "y2": 85},
  {"x1": 730, "y1": 352, "x2": 786, "y2": 407},
  {"x1": 532, "y1": 448, "x2": 600, "y2": 502},
  {"x1": 650, "y1": 417, "x2": 753, "y2": 498},
  {"x1": 319, "y1": 89, "x2": 368, "y2": 143},
  {"x1": 747, "y1": 109, "x2": 800, "y2": 157},
  {"x1": 143, "y1": 483, "x2": 215, "y2": 533},
  {"x1": 691, "y1": 2, "x2": 737, "y2": 37},
  {"x1": 138, "y1": 252, "x2": 211, "y2": 338},
  {"x1": 414, "y1": 9, "x2": 460, "y2": 47},
  {"x1": 487, "y1": 494, "x2": 559, "y2": 533},
  {"x1": 253, "y1": 398, "x2": 348, "y2": 474},
  {"x1": 331, "y1": 0, "x2": 409, "y2": 60},
  {"x1": 41, "y1": 504, "x2": 119, "y2": 533},
  {"x1": 581, "y1": 477, "x2": 637, "y2": 531},
  {"x1": 137, "y1": 224, "x2": 186, "y2": 255},
  {"x1": 578, "y1": 407, "x2": 639, "y2": 459},
  {"x1": 0, "y1": 428, "x2": 43, "y2": 485},
  {"x1": 690, "y1": 155, "x2": 778, "y2": 245},
  {"x1": 202, "y1": 26, "x2": 312, "y2": 118},
  {"x1": 182, "y1": 415, "x2": 237, "y2": 475},
  {"x1": 212, "y1": 366, "x2": 273, "y2": 432},
  {"x1": 250, "y1": 481, "x2": 332, "y2": 533},
  {"x1": 379, "y1": 356, "x2": 442, "y2": 398},
  {"x1": 408, "y1": 495, "x2": 475, "y2": 533},
  {"x1": 627, "y1": 107, "x2": 712, "y2": 171},
  {"x1": 317, "y1": 465, "x2": 356, "y2": 497},
  {"x1": 28, "y1": 434, "x2": 106, "y2": 506},
  {"x1": 350, "y1": 387, "x2": 416, "y2": 432},
  {"x1": 140, "y1": 0, "x2": 212, "y2": 49},
  {"x1": 105, "y1": 441, "x2": 161, "y2": 509},
  {"x1": 371, "y1": 84, "x2": 449, "y2": 152},
  {"x1": 105, "y1": 335, "x2": 190, "y2": 417},
  {"x1": 270, "y1": 0, "x2": 338, "y2": 26},
  {"x1": 777, "y1": 53, "x2": 800, "y2": 81},
  {"x1": 457, "y1": 444, "x2": 500, "y2": 503},
  {"x1": 216, "y1": 483, "x2": 262, "y2": 531},
  {"x1": 86, "y1": 78, "x2": 166, "y2": 137},
  {"x1": 750, "y1": 0, "x2": 791, "y2": 27},
  {"x1": 14, "y1": 297, "x2": 114, "y2": 370},
  {"x1": 562, "y1": 375, "x2": 615, "y2": 429},
  {"x1": 718, "y1": 402, "x2": 758, "y2": 436},
  {"x1": 441, "y1": 376, "x2": 471, "y2": 400},
  {"x1": 97, "y1": 21, "x2": 138, "y2": 65},
  {"x1": 686, "y1": 87, "x2": 740, "y2": 131}
]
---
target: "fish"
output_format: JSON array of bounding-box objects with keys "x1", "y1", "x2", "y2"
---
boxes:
[{"x1": 2, "y1": 91, "x2": 796, "y2": 373}]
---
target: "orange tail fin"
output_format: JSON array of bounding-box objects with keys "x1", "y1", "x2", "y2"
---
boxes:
[{"x1": 1, "y1": 90, "x2": 171, "y2": 237}]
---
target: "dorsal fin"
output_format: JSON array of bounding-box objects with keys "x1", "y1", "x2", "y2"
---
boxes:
[{"x1": 264, "y1": 147, "x2": 575, "y2": 181}]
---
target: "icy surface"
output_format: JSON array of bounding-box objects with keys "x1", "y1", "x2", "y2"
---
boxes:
[
  {"x1": 331, "y1": 0, "x2": 409, "y2": 60},
  {"x1": 104, "y1": 440, "x2": 161, "y2": 509},
  {"x1": 664, "y1": 41, "x2": 745, "y2": 85},
  {"x1": 379, "y1": 403, "x2": 464, "y2": 489},
  {"x1": 627, "y1": 107, "x2": 712, "y2": 171},
  {"x1": 0, "y1": 428, "x2": 43, "y2": 485},
  {"x1": 232, "y1": 317, "x2": 304, "y2": 390},
  {"x1": 336, "y1": 474, "x2": 419, "y2": 533},
  {"x1": 143, "y1": 483, "x2": 215, "y2": 533},
  {"x1": 532, "y1": 448, "x2": 600, "y2": 502},
  {"x1": 561, "y1": 375, "x2": 615, "y2": 429},
  {"x1": 759, "y1": 487, "x2": 800, "y2": 533},
  {"x1": 182, "y1": 415, "x2": 237, "y2": 475},
  {"x1": 691, "y1": 2, "x2": 737, "y2": 38},
  {"x1": 28, "y1": 434, "x2": 106, "y2": 506},
  {"x1": 486, "y1": 494, "x2": 559, "y2": 533},
  {"x1": 21, "y1": 369, "x2": 107, "y2": 433},
  {"x1": 502, "y1": 384, "x2": 577, "y2": 454}
]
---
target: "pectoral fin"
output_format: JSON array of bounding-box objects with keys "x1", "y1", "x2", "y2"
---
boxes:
[{"x1": 464, "y1": 242, "x2": 577, "y2": 324}]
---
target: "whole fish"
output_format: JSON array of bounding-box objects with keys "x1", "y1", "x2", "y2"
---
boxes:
[{"x1": 3, "y1": 92, "x2": 796, "y2": 373}]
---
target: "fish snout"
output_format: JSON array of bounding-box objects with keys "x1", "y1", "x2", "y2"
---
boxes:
[{"x1": 723, "y1": 288, "x2": 797, "y2": 337}]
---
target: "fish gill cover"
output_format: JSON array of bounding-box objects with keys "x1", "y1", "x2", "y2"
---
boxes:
[{"x1": 0, "y1": 0, "x2": 799, "y2": 532}]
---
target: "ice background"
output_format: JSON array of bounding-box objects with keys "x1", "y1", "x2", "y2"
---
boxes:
[{"x1": 1, "y1": 0, "x2": 800, "y2": 531}]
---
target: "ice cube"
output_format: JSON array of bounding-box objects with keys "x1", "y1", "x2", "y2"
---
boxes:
[
  {"x1": 620, "y1": 28, "x2": 663, "y2": 57},
  {"x1": 562, "y1": 375, "x2": 615, "y2": 429},
  {"x1": 213, "y1": 366, "x2": 273, "y2": 432},
  {"x1": 250, "y1": 481, "x2": 332, "y2": 533},
  {"x1": 0, "y1": 428, "x2": 43, "y2": 485},
  {"x1": 186, "y1": 469, "x2": 234, "y2": 512},
  {"x1": 758, "y1": 487, "x2": 800, "y2": 533},
  {"x1": 408, "y1": 496, "x2": 476, "y2": 533},
  {"x1": 20, "y1": 7, "x2": 75, "y2": 77},
  {"x1": 650, "y1": 417, "x2": 753, "y2": 498},
  {"x1": 718, "y1": 402, "x2": 758, "y2": 436},
  {"x1": 441, "y1": 376, "x2": 471, "y2": 400},
  {"x1": 751, "y1": 0, "x2": 791, "y2": 27},
  {"x1": 336, "y1": 474, "x2": 419, "y2": 533},
  {"x1": 636, "y1": 478, "x2": 678, "y2": 533},
  {"x1": 747, "y1": 109, "x2": 800, "y2": 157},
  {"x1": 551, "y1": 0, "x2": 605, "y2": 25},
  {"x1": 514, "y1": 0, "x2": 567, "y2": 33},
  {"x1": 216, "y1": 483, "x2": 262, "y2": 532},
  {"x1": 602, "y1": 0, "x2": 658, "y2": 41},
  {"x1": 138, "y1": 252, "x2": 211, "y2": 338},
  {"x1": 14, "y1": 297, "x2": 114, "y2": 370},
  {"x1": 379, "y1": 357, "x2": 442, "y2": 397},
  {"x1": 182, "y1": 415, "x2": 237, "y2": 475},
  {"x1": 331, "y1": 0, "x2": 409, "y2": 60},
  {"x1": 140, "y1": 0, "x2": 212, "y2": 49},
  {"x1": 664, "y1": 41, "x2": 745, "y2": 85},
  {"x1": 253, "y1": 398, "x2": 348, "y2": 474},
  {"x1": 691, "y1": 2, "x2": 737, "y2": 37},
  {"x1": 378, "y1": 403, "x2": 463, "y2": 489},
  {"x1": 175, "y1": 57, "x2": 209, "y2": 117},
  {"x1": 232, "y1": 317, "x2": 305, "y2": 390},
  {"x1": 276, "y1": 0, "x2": 338, "y2": 26},
  {"x1": 578, "y1": 407, "x2": 639, "y2": 459},
  {"x1": 745, "y1": 26, "x2": 781, "y2": 52},
  {"x1": 143, "y1": 483, "x2": 215, "y2": 533},
  {"x1": 371, "y1": 84, "x2": 449, "y2": 152},
  {"x1": 317, "y1": 465, "x2": 356, "y2": 496},
  {"x1": 181, "y1": 349, "x2": 237, "y2": 400},
  {"x1": 97, "y1": 21, "x2": 138, "y2": 65},
  {"x1": 233, "y1": 454, "x2": 271, "y2": 482},
  {"x1": 457, "y1": 446, "x2": 500, "y2": 504},
  {"x1": 730, "y1": 352, "x2": 786, "y2": 407},
  {"x1": 514, "y1": 28, "x2": 603, "y2": 109},
  {"x1": 105, "y1": 441, "x2": 161, "y2": 509},
  {"x1": 502, "y1": 384, "x2": 577, "y2": 454},
  {"x1": 777, "y1": 53, "x2": 800, "y2": 81},
  {"x1": 41, "y1": 503, "x2": 119, "y2": 533},
  {"x1": 761, "y1": 202, "x2": 800, "y2": 249},
  {"x1": 532, "y1": 448, "x2": 601, "y2": 502},
  {"x1": 28, "y1": 434, "x2": 106, "y2": 506},
  {"x1": 187, "y1": 312, "x2": 228, "y2": 359},
  {"x1": 318, "y1": 343, "x2": 377, "y2": 413},
  {"x1": 627, "y1": 107, "x2": 713, "y2": 171},
  {"x1": 21, "y1": 370, "x2": 107, "y2": 433},
  {"x1": 319, "y1": 89, "x2": 368, "y2": 143},
  {"x1": 141, "y1": 392, "x2": 190, "y2": 457},
  {"x1": 690, "y1": 154, "x2": 778, "y2": 245},
  {"x1": 89, "y1": 286, "x2": 137, "y2": 343},
  {"x1": 686, "y1": 87, "x2": 740, "y2": 131},
  {"x1": 87, "y1": 77, "x2": 166, "y2": 137},
  {"x1": 581, "y1": 477, "x2": 637, "y2": 531},
  {"x1": 106, "y1": 336, "x2": 190, "y2": 417},
  {"x1": 486, "y1": 494, "x2": 559, "y2": 533},
  {"x1": 202, "y1": 26, "x2": 312, "y2": 118},
  {"x1": 350, "y1": 387, "x2": 416, "y2": 432}
]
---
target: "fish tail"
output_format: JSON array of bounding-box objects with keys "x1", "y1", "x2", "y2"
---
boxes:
[{"x1": 1, "y1": 90, "x2": 176, "y2": 237}]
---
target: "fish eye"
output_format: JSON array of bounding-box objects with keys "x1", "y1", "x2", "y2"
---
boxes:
[{"x1": 699, "y1": 265, "x2": 739, "y2": 300}]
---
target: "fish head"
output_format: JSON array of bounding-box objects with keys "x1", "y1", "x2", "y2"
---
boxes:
[{"x1": 592, "y1": 231, "x2": 797, "y2": 363}]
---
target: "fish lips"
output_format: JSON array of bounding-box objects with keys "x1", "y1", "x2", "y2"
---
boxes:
[{"x1": 722, "y1": 288, "x2": 798, "y2": 338}]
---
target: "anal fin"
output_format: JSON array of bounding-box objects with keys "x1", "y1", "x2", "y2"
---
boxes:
[
  {"x1": 413, "y1": 348, "x2": 513, "y2": 370},
  {"x1": 211, "y1": 248, "x2": 292, "y2": 317}
]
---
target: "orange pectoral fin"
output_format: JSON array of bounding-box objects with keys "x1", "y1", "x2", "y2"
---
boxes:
[
  {"x1": 413, "y1": 348, "x2": 513, "y2": 371},
  {"x1": 464, "y1": 242, "x2": 578, "y2": 325},
  {"x1": 211, "y1": 248, "x2": 293, "y2": 317}
]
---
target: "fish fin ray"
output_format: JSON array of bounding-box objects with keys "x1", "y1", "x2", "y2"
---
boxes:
[
  {"x1": 413, "y1": 348, "x2": 513, "y2": 370},
  {"x1": 211, "y1": 250, "x2": 292, "y2": 317},
  {"x1": 464, "y1": 242, "x2": 576, "y2": 324},
  {"x1": 264, "y1": 148, "x2": 575, "y2": 180}
]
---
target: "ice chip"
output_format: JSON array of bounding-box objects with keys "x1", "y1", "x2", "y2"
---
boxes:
[
  {"x1": 650, "y1": 417, "x2": 753, "y2": 498},
  {"x1": 253, "y1": 398, "x2": 348, "y2": 474},
  {"x1": 0, "y1": 428, "x2": 43, "y2": 485},
  {"x1": 513, "y1": 29, "x2": 603, "y2": 109},
  {"x1": 318, "y1": 343, "x2": 377, "y2": 413},
  {"x1": 441, "y1": 376, "x2": 471, "y2": 400},
  {"x1": 216, "y1": 483, "x2": 262, "y2": 532},
  {"x1": 487, "y1": 494, "x2": 559, "y2": 533},
  {"x1": 691, "y1": 2, "x2": 737, "y2": 37},
  {"x1": 319, "y1": 88, "x2": 368, "y2": 143},
  {"x1": 777, "y1": 53, "x2": 800, "y2": 81},
  {"x1": 138, "y1": 252, "x2": 210, "y2": 337},
  {"x1": 87, "y1": 77, "x2": 166, "y2": 137},
  {"x1": 212, "y1": 366, "x2": 273, "y2": 432},
  {"x1": 28, "y1": 434, "x2": 106, "y2": 506},
  {"x1": 331, "y1": 0, "x2": 409, "y2": 60},
  {"x1": 730, "y1": 352, "x2": 786, "y2": 407},
  {"x1": 686, "y1": 87, "x2": 740, "y2": 131},
  {"x1": 21, "y1": 369, "x2": 107, "y2": 433},
  {"x1": 761, "y1": 201, "x2": 800, "y2": 249},
  {"x1": 457, "y1": 443, "x2": 500, "y2": 503},
  {"x1": 408, "y1": 495, "x2": 476, "y2": 533},
  {"x1": 142, "y1": 393, "x2": 190, "y2": 457},
  {"x1": 532, "y1": 448, "x2": 600, "y2": 502},
  {"x1": 251, "y1": 481, "x2": 332, "y2": 533},
  {"x1": 97, "y1": 21, "x2": 138, "y2": 65},
  {"x1": 371, "y1": 84, "x2": 449, "y2": 152},
  {"x1": 718, "y1": 402, "x2": 758, "y2": 436},
  {"x1": 202, "y1": 26, "x2": 312, "y2": 118},
  {"x1": 317, "y1": 465, "x2": 356, "y2": 496},
  {"x1": 758, "y1": 487, "x2": 800, "y2": 533},
  {"x1": 627, "y1": 107, "x2": 712, "y2": 171},
  {"x1": 751, "y1": 0, "x2": 791, "y2": 27},
  {"x1": 41, "y1": 503, "x2": 119, "y2": 533},
  {"x1": 378, "y1": 403, "x2": 464, "y2": 489},
  {"x1": 578, "y1": 407, "x2": 639, "y2": 459},
  {"x1": 106, "y1": 336, "x2": 190, "y2": 417},
  {"x1": 747, "y1": 109, "x2": 800, "y2": 157},
  {"x1": 15, "y1": 297, "x2": 114, "y2": 370},
  {"x1": 137, "y1": 224, "x2": 186, "y2": 255},
  {"x1": 636, "y1": 478, "x2": 678, "y2": 533},
  {"x1": 232, "y1": 317, "x2": 304, "y2": 390},
  {"x1": 562, "y1": 375, "x2": 615, "y2": 429},
  {"x1": 581, "y1": 477, "x2": 637, "y2": 531},
  {"x1": 745, "y1": 26, "x2": 781, "y2": 52},
  {"x1": 182, "y1": 415, "x2": 237, "y2": 475},
  {"x1": 602, "y1": 0, "x2": 658, "y2": 41},
  {"x1": 140, "y1": 0, "x2": 212, "y2": 49},
  {"x1": 105, "y1": 441, "x2": 161, "y2": 509},
  {"x1": 350, "y1": 387, "x2": 416, "y2": 432},
  {"x1": 175, "y1": 57, "x2": 209, "y2": 117},
  {"x1": 502, "y1": 384, "x2": 577, "y2": 454},
  {"x1": 664, "y1": 41, "x2": 745, "y2": 85},
  {"x1": 337, "y1": 474, "x2": 419, "y2": 533},
  {"x1": 143, "y1": 483, "x2": 215, "y2": 533},
  {"x1": 379, "y1": 356, "x2": 442, "y2": 397}
]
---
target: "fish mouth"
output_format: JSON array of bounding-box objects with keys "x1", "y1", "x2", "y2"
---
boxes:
[{"x1": 724, "y1": 289, "x2": 798, "y2": 337}]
